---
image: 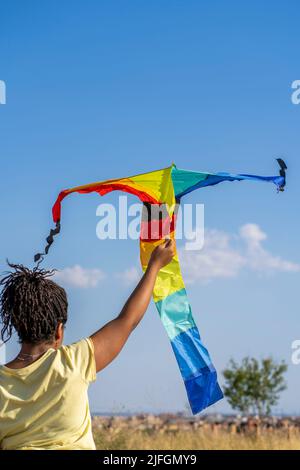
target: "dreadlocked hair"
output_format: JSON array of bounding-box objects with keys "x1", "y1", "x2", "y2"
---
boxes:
[{"x1": 0, "y1": 262, "x2": 68, "y2": 344}]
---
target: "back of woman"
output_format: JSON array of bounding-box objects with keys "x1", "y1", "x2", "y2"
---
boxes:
[{"x1": 0, "y1": 338, "x2": 96, "y2": 450}]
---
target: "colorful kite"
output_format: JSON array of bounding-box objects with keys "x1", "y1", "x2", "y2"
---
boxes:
[{"x1": 35, "y1": 160, "x2": 286, "y2": 414}]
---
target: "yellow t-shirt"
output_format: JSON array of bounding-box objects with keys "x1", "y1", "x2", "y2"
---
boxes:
[{"x1": 0, "y1": 337, "x2": 97, "y2": 450}]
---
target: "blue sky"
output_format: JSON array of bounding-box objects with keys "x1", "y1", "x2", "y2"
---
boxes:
[{"x1": 1, "y1": 1, "x2": 299, "y2": 414}]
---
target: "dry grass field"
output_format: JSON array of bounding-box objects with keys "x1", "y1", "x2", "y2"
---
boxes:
[
  {"x1": 93, "y1": 428, "x2": 300, "y2": 450},
  {"x1": 92, "y1": 415, "x2": 300, "y2": 450}
]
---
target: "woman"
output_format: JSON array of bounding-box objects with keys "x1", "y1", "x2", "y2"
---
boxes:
[{"x1": 0, "y1": 239, "x2": 175, "y2": 450}]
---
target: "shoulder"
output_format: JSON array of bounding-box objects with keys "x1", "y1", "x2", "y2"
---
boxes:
[
  {"x1": 61, "y1": 337, "x2": 94, "y2": 357},
  {"x1": 59, "y1": 338, "x2": 96, "y2": 383}
]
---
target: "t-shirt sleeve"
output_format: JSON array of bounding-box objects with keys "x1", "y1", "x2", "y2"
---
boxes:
[{"x1": 62, "y1": 337, "x2": 97, "y2": 384}]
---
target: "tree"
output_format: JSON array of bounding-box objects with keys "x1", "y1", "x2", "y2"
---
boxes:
[{"x1": 223, "y1": 357, "x2": 287, "y2": 416}]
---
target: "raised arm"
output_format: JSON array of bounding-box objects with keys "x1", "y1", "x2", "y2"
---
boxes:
[{"x1": 90, "y1": 239, "x2": 175, "y2": 373}]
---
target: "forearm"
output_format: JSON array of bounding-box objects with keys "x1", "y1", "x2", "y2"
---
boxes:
[
  {"x1": 118, "y1": 261, "x2": 159, "y2": 330},
  {"x1": 90, "y1": 239, "x2": 174, "y2": 372}
]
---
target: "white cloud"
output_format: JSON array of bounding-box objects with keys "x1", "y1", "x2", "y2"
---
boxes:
[
  {"x1": 54, "y1": 265, "x2": 106, "y2": 288},
  {"x1": 179, "y1": 224, "x2": 300, "y2": 283},
  {"x1": 115, "y1": 267, "x2": 141, "y2": 286},
  {"x1": 239, "y1": 224, "x2": 300, "y2": 273}
]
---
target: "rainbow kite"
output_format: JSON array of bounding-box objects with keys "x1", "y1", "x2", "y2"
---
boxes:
[{"x1": 35, "y1": 160, "x2": 286, "y2": 414}]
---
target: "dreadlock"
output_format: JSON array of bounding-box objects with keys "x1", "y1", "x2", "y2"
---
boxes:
[{"x1": 0, "y1": 262, "x2": 68, "y2": 344}]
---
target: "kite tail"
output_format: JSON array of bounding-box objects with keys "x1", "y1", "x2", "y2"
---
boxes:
[
  {"x1": 34, "y1": 221, "x2": 61, "y2": 265},
  {"x1": 140, "y1": 203, "x2": 223, "y2": 414},
  {"x1": 156, "y1": 289, "x2": 223, "y2": 413},
  {"x1": 34, "y1": 188, "x2": 68, "y2": 263}
]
